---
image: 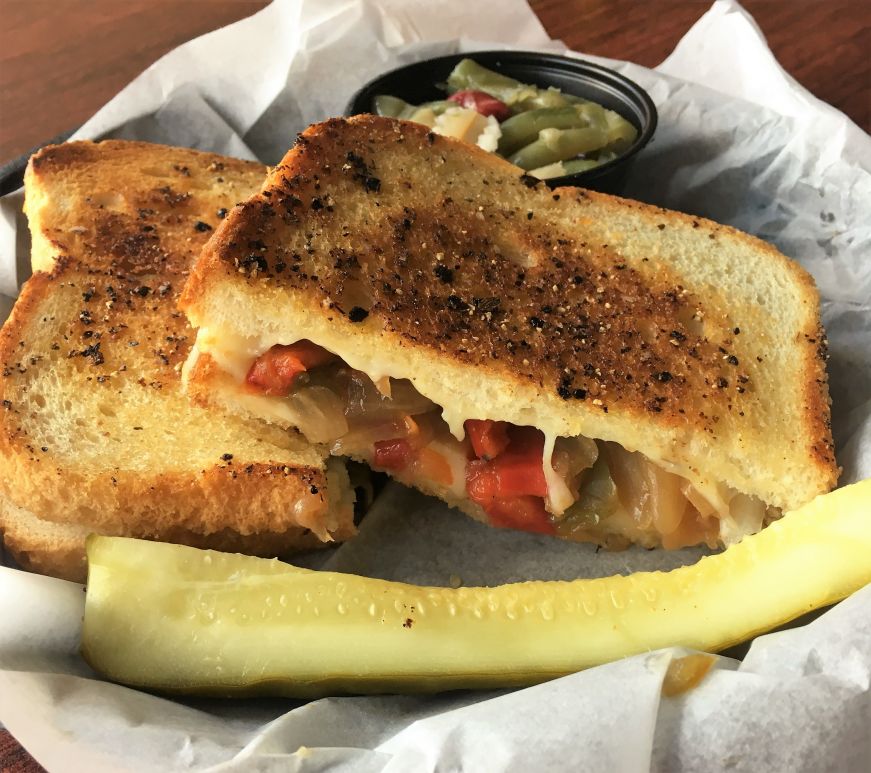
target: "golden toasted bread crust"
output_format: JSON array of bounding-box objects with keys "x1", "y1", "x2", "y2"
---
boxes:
[
  {"x1": 181, "y1": 117, "x2": 836, "y2": 512},
  {"x1": 0, "y1": 141, "x2": 355, "y2": 576},
  {"x1": 0, "y1": 496, "x2": 329, "y2": 584}
]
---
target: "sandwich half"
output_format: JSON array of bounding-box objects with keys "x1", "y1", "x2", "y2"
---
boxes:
[
  {"x1": 0, "y1": 140, "x2": 355, "y2": 582},
  {"x1": 180, "y1": 116, "x2": 837, "y2": 550}
]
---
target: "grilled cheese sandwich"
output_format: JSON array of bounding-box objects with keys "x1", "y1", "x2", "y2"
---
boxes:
[
  {"x1": 180, "y1": 116, "x2": 837, "y2": 550},
  {"x1": 0, "y1": 140, "x2": 356, "y2": 581}
]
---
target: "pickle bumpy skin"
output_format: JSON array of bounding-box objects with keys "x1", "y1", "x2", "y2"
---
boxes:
[{"x1": 81, "y1": 480, "x2": 871, "y2": 698}]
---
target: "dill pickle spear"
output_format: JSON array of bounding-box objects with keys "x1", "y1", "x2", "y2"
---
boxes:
[{"x1": 82, "y1": 480, "x2": 871, "y2": 698}]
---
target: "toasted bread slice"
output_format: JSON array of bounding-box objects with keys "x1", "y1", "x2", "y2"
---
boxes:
[
  {"x1": 0, "y1": 140, "x2": 355, "y2": 581},
  {"x1": 0, "y1": 495, "x2": 330, "y2": 583},
  {"x1": 180, "y1": 116, "x2": 836, "y2": 548}
]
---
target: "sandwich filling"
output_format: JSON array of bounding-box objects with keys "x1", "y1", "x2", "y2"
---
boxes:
[{"x1": 194, "y1": 336, "x2": 780, "y2": 550}]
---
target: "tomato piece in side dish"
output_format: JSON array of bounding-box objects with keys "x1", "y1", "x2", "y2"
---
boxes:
[{"x1": 447, "y1": 89, "x2": 511, "y2": 121}]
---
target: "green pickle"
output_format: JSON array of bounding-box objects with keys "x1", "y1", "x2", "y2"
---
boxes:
[{"x1": 82, "y1": 480, "x2": 871, "y2": 698}]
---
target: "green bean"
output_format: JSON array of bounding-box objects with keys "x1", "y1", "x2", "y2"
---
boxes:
[
  {"x1": 374, "y1": 94, "x2": 418, "y2": 119},
  {"x1": 529, "y1": 154, "x2": 619, "y2": 180},
  {"x1": 446, "y1": 59, "x2": 537, "y2": 105},
  {"x1": 560, "y1": 157, "x2": 603, "y2": 175},
  {"x1": 604, "y1": 109, "x2": 637, "y2": 149},
  {"x1": 509, "y1": 127, "x2": 607, "y2": 170},
  {"x1": 498, "y1": 106, "x2": 591, "y2": 157},
  {"x1": 575, "y1": 102, "x2": 609, "y2": 131},
  {"x1": 560, "y1": 92, "x2": 591, "y2": 106},
  {"x1": 423, "y1": 100, "x2": 454, "y2": 116},
  {"x1": 526, "y1": 160, "x2": 566, "y2": 179},
  {"x1": 571, "y1": 104, "x2": 637, "y2": 151},
  {"x1": 512, "y1": 86, "x2": 571, "y2": 111},
  {"x1": 380, "y1": 59, "x2": 638, "y2": 170},
  {"x1": 375, "y1": 97, "x2": 454, "y2": 125}
]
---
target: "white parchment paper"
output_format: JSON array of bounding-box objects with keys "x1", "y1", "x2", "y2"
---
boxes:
[{"x1": 1, "y1": 1, "x2": 869, "y2": 770}]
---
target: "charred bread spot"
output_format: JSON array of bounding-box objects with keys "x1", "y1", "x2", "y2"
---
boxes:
[{"x1": 344, "y1": 151, "x2": 381, "y2": 192}]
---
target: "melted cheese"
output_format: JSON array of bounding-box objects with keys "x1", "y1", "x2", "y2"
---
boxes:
[
  {"x1": 543, "y1": 432, "x2": 574, "y2": 515},
  {"x1": 190, "y1": 328, "x2": 320, "y2": 429},
  {"x1": 193, "y1": 327, "x2": 771, "y2": 545},
  {"x1": 193, "y1": 327, "x2": 265, "y2": 381}
]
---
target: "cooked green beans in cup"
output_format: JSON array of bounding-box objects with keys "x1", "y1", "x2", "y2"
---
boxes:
[{"x1": 374, "y1": 58, "x2": 638, "y2": 180}]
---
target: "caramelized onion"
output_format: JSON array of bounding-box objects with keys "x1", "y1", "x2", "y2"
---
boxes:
[
  {"x1": 345, "y1": 373, "x2": 436, "y2": 418},
  {"x1": 728, "y1": 493, "x2": 767, "y2": 538},
  {"x1": 553, "y1": 437, "x2": 598, "y2": 481},
  {"x1": 374, "y1": 376, "x2": 392, "y2": 398},
  {"x1": 344, "y1": 371, "x2": 384, "y2": 417},
  {"x1": 288, "y1": 386, "x2": 349, "y2": 444},
  {"x1": 291, "y1": 489, "x2": 328, "y2": 534},
  {"x1": 414, "y1": 447, "x2": 454, "y2": 487},
  {"x1": 275, "y1": 349, "x2": 748, "y2": 549},
  {"x1": 332, "y1": 414, "x2": 420, "y2": 456},
  {"x1": 602, "y1": 442, "x2": 653, "y2": 528},
  {"x1": 682, "y1": 483, "x2": 718, "y2": 519},
  {"x1": 424, "y1": 439, "x2": 471, "y2": 496},
  {"x1": 546, "y1": 436, "x2": 598, "y2": 513},
  {"x1": 389, "y1": 379, "x2": 438, "y2": 415},
  {"x1": 646, "y1": 463, "x2": 688, "y2": 536}
]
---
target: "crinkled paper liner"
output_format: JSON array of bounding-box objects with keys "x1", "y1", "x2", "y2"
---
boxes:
[{"x1": 1, "y1": 1, "x2": 869, "y2": 770}]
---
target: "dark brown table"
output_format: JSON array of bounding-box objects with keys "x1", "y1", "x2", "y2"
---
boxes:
[
  {"x1": 0, "y1": 1, "x2": 868, "y2": 770},
  {"x1": 1, "y1": 0, "x2": 868, "y2": 164}
]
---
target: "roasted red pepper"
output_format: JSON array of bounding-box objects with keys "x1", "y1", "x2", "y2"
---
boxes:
[
  {"x1": 465, "y1": 425, "x2": 554, "y2": 534},
  {"x1": 245, "y1": 341, "x2": 335, "y2": 396},
  {"x1": 465, "y1": 419, "x2": 510, "y2": 460},
  {"x1": 373, "y1": 438, "x2": 416, "y2": 471},
  {"x1": 467, "y1": 460, "x2": 554, "y2": 534}
]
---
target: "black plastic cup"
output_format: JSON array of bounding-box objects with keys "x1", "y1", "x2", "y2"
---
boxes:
[{"x1": 345, "y1": 50, "x2": 657, "y2": 195}]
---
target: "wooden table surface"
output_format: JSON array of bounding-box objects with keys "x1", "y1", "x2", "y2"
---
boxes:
[
  {"x1": 1, "y1": 0, "x2": 868, "y2": 165},
  {"x1": 0, "y1": 0, "x2": 868, "y2": 769}
]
